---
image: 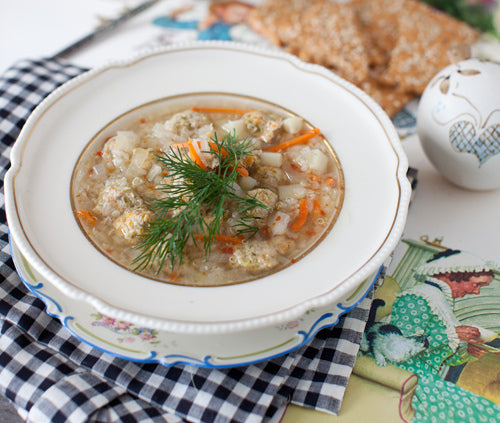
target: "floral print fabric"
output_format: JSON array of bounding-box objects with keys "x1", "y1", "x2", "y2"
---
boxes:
[{"x1": 390, "y1": 291, "x2": 500, "y2": 422}]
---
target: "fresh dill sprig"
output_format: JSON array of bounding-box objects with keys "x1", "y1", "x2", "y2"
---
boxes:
[{"x1": 133, "y1": 131, "x2": 265, "y2": 272}]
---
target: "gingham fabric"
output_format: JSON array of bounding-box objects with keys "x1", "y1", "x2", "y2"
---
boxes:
[{"x1": 0, "y1": 58, "x2": 374, "y2": 423}]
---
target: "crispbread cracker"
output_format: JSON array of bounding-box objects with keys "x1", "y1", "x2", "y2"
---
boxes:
[
  {"x1": 247, "y1": 0, "x2": 479, "y2": 117},
  {"x1": 350, "y1": 0, "x2": 406, "y2": 67},
  {"x1": 248, "y1": 0, "x2": 369, "y2": 83},
  {"x1": 294, "y1": 1, "x2": 369, "y2": 83},
  {"x1": 380, "y1": 0, "x2": 479, "y2": 93},
  {"x1": 359, "y1": 77, "x2": 416, "y2": 118},
  {"x1": 246, "y1": 0, "x2": 316, "y2": 47}
]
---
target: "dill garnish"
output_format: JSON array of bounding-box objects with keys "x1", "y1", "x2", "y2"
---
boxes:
[{"x1": 133, "y1": 131, "x2": 266, "y2": 272}]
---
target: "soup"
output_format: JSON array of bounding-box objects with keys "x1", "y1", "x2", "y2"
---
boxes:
[{"x1": 72, "y1": 94, "x2": 344, "y2": 286}]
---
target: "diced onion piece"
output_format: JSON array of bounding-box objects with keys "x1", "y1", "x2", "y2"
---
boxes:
[
  {"x1": 269, "y1": 211, "x2": 290, "y2": 235},
  {"x1": 229, "y1": 181, "x2": 244, "y2": 197},
  {"x1": 248, "y1": 137, "x2": 263, "y2": 150},
  {"x1": 282, "y1": 117, "x2": 304, "y2": 134},
  {"x1": 91, "y1": 163, "x2": 106, "y2": 176},
  {"x1": 195, "y1": 123, "x2": 214, "y2": 140},
  {"x1": 222, "y1": 119, "x2": 248, "y2": 138},
  {"x1": 190, "y1": 138, "x2": 210, "y2": 169},
  {"x1": 260, "y1": 151, "x2": 282, "y2": 167},
  {"x1": 147, "y1": 164, "x2": 162, "y2": 182},
  {"x1": 131, "y1": 148, "x2": 150, "y2": 169},
  {"x1": 151, "y1": 123, "x2": 175, "y2": 146},
  {"x1": 278, "y1": 184, "x2": 307, "y2": 200},
  {"x1": 131, "y1": 176, "x2": 143, "y2": 187},
  {"x1": 126, "y1": 148, "x2": 150, "y2": 179},
  {"x1": 239, "y1": 175, "x2": 258, "y2": 191},
  {"x1": 114, "y1": 131, "x2": 139, "y2": 151},
  {"x1": 294, "y1": 147, "x2": 329, "y2": 175},
  {"x1": 157, "y1": 128, "x2": 184, "y2": 144}
]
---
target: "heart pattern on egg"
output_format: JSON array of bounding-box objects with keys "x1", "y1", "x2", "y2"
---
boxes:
[{"x1": 449, "y1": 120, "x2": 500, "y2": 166}]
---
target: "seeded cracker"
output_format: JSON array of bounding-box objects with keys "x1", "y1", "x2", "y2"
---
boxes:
[
  {"x1": 248, "y1": 0, "x2": 479, "y2": 117},
  {"x1": 296, "y1": 1, "x2": 369, "y2": 84},
  {"x1": 247, "y1": 0, "x2": 316, "y2": 47},
  {"x1": 248, "y1": 0, "x2": 369, "y2": 84},
  {"x1": 350, "y1": 0, "x2": 406, "y2": 67},
  {"x1": 381, "y1": 0, "x2": 479, "y2": 94},
  {"x1": 359, "y1": 76, "x2": 416, "y2": 118}
]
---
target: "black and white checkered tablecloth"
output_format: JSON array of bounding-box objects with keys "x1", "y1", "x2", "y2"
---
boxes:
[{"x1": 0, "y1": 58, "x2": 374, "y2": 423}]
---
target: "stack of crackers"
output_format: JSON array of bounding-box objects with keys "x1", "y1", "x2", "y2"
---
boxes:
[{"x1": 247, "y1": 0, "x2": 479, "y2": 116}]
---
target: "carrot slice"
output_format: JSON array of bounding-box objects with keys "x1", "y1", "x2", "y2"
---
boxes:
[
  {"x1": 309, "y1": 173, "x2": 320, "y2": 182},
  {"x1": 291, "y1": 200, "x2": 308, "y2": 231},
  {"x1": 194, "y1": 234, "x2": 243, "y2": 244},
  {"x1": 206, "y1": 141, "x2": 227, "y2": 156},
  {"x1": 213, "y1": 234, "x2": 243, "y2": 244},
  {"x1": 76, "y1": 209, "x2": 97, "y2": 226},
  {"x1": 173, "y1": 140, "x2": 221, "y2": 152},
  {"x1": 236, "y1": 165, "x2": 249, "y2": 177},
  {"x1": 173, "y1": 140, "x2": 248, "y2": 176},
  {"x1": 265, "y1": 128, "x2": 320, "y2": 152},
  {"x1": 173, "y1": 139, "x2": 205, "y2": 150},
  {"x1": 188, "y1": 138, "x2": 207, "y2": 170},
  {"x1": 326, "y1": 177, "x2": 337, "y2": 187},
  {"x1": 206, "y1": 141, "x2": 248, "y2": 176},
  {"x1": 312, "y1": 198, "x2": 323, "y2": 216},
  {"x1": 191, "y1": 107, "x2": 252, "y2": 114},
  {"x1": 174, "y1": 141, "x2": 227, "y2": 156},
  {"x1": 171, "y1": 142, "x2": 189, "y2": 149}
]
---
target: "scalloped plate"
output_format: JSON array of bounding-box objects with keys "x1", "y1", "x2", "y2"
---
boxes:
[
  {"x1": 10, "y1": 234, "x2": 380, "y2": 367},
  {"x1": 5, "y1": 41, "x2": 410, "y2": 334}
]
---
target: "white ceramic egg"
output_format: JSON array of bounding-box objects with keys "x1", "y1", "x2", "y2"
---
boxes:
[{"x1": 417, "y1": 58, "x2": 500, "y2": 190}]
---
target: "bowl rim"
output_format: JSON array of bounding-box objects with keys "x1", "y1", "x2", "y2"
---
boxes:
[{"x1": 5, "y1": 41, "x2": 411, "y2": 334}]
